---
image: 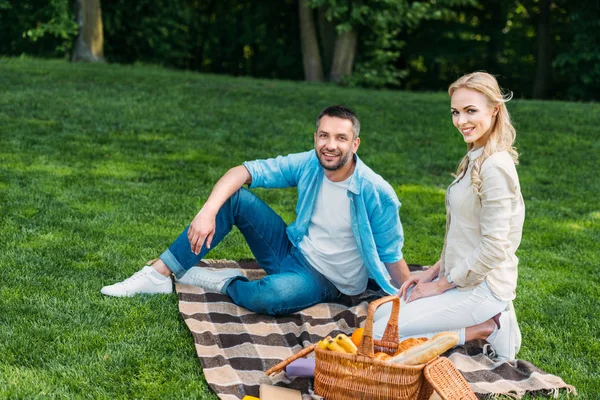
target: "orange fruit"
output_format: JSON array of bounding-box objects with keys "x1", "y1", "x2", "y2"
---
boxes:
[{"x1": 351, "y1": 327, "x2": 365, "y2": 347}]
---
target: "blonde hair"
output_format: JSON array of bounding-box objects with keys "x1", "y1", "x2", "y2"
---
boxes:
[{"x1": 448, "y1": 72, "x2": 518, "y2": 197}]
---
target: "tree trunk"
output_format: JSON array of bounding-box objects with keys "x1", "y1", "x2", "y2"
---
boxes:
[
  {"x1": 532, "y1": 0, "x2": 552, "y2": 99},
  {"x1": 329, "y1": 30, "x2": 357, "y2": 83},
  {"x1": 317, "y1": 7, "x2": 335, "y2": 74},
  {"x1": 72, "y1": 0, "x2": 105, "y2": 62},
  {"x1": 298, "y1": 0, "x2": 324, "y2": 81}
]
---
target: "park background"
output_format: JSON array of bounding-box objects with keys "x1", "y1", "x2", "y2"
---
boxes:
[
  {"x1": 1, "y1": 0, "x2": 599, "y2": 399},
  {"x1": 1, "y1": 0, "x2": 600, "y2": 100}
]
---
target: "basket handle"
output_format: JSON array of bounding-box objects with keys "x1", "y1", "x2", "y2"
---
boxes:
[
  {"x1": 357, "y1": 295, "x2": 400, "y2": 358},
  {"x1": 265, "y1": 343, "x2": 317, "y2": 376}
]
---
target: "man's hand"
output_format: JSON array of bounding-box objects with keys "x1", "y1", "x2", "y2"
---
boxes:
[
  {"x1": 188, "y1": 208, "x2": 217, "y2": 255},
  {"x1": 186, "y1": 165, "x2": 252, "y2": 255}
]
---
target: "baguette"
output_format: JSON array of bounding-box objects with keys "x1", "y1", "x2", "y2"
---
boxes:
[
  {"x1": 394, "y1": 337, "x2": 428, "y2": 356},
  {"x1": 387, "y1": 332, "x2": 458, "y2": 365},
  {"x1": 373, "y1": 352, "x2": 391, "y2": 361}
]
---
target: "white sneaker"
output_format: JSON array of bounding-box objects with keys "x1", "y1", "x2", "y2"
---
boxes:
[
  {"x1": 486, "y1": 311, "x2": 513, "y2": 361},
  {"x1": 101, "y1": 266, "x2": 173, "y2": 297},
  {"x1": 174, "y1": 267, "x2": 243, "y2": 293}
]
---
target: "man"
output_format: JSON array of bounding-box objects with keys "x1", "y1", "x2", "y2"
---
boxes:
[{"x1": 101, "y1": 105, "x2": 410, "y2": 315}]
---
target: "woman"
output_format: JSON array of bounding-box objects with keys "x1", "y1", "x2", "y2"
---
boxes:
[{"x1": 373, "y1": 72, "x2": 525, "y2": 361}]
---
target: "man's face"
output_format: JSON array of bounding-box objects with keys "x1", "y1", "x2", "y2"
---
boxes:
[{"x1": 314, "y1": 115, "x2": 360, "y2": 171}]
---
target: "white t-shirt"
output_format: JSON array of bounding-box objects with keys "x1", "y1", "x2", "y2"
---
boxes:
[{"x1": 299, "y1": 175, "x2": 368, "y2": 295}]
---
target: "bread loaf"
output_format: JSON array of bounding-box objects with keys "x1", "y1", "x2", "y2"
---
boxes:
[
  {"x1": 387, "y1": 332, "x2": 458, "y2": 365},
  {"x1": 394, "y1": 337, "x2": 428, "y2": 356},
  {"x1": 373, "y1": 352, "x2": 391, "y2": 361}
]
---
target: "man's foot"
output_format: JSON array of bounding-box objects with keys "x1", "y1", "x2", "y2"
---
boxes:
[
  {"x1": 174, "y1": 267, "x2": 243, "y2": 293},
  {"x1": 486, "y1": 311, "x2": 513, "y2": 361},
  {"x1": 101, "y1": 266, "x2": 173, "y2": 297}
]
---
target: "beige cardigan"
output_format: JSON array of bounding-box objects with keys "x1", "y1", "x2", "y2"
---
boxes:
[
  {"x1": 440, "y1": 147, "x2": 525, "y2": 301},
  {"x1": 439, "y1": 147, "x2": 525, "y2": 356}
]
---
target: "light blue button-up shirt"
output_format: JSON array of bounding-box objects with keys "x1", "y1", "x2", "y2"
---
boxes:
[{"x1": 243, "y1": 150, "x2": 404, "y2": 295}]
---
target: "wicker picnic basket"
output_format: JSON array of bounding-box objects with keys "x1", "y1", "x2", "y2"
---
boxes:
[{"x1": 267, "y1": 295, "x2": 477, "y2": 400}]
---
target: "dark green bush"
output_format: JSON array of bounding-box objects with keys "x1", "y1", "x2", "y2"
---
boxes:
[
  {"x1": 552, "y1": 5, "x2": 600, "y2": 101},
  {"x1": 101, "y1": 0, "x2": 303, "y2": 79},
  {"x1": 0, "y1": 0, "x2": 77, "y2": 58},
  {"x1": 0, "y1": 0, "x2": 597, "y2": 100}
]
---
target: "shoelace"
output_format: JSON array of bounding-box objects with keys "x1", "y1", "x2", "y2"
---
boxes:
[
  {"x1": 120, "y1": 269, "x2": 148, "y2": 285},
  {"x1": 190, "y1": 272, "x2": 214, "y2": 286},
  {"x1": 188, "y1": 270, "x2": 231, "y2": 288},
  {"x1": 482, "y1": 343, "x2": 497, "y2": 359}
]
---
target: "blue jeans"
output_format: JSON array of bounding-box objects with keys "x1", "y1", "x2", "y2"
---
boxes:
[{"x1": 160, "y1": 188, "x2": 341, "y2": 315}]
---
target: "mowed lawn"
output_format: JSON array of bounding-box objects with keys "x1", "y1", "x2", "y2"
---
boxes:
[{"x1": 0, "y1": 58, "x2": 598, "y2": 399}]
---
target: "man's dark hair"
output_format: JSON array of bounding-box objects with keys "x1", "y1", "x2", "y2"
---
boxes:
[{"x1": 315, "y1": 105, "x2": 361, "y2": 138}]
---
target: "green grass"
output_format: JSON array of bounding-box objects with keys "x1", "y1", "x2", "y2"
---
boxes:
[{"x1": 0, "y1": 57, "x2": 598, "y2": 399}]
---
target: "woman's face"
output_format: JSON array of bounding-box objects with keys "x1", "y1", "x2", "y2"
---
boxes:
[{"x1": 450, "y1": 88, "x2": 498, "y2": 149}]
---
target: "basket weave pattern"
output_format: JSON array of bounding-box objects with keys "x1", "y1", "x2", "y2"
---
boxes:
[
  {"x1": 266, "y1": 295, "x2": 477, "y2": 400},
  {"x1": 425, "y1": 356, "x2": 478, "y2": 400},
  {"x1": 313, "y1": 296, "x2": 433, "y2": 400},
  {"x1": 314, "y1": 351, "x2": 429, "y2": 399}
]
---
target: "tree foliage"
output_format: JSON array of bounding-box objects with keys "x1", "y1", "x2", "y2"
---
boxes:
[
  {"x1": 101, "y1": 0, "x2": 303, "y2": 80},
  {"x1": 310, "y1": 0, "x2": 476, "y2": 88},
  {"x1": 0, "y1": 0, "x2": 597, "y2": 100},
  {"x1": 552, "y1": 2, "x2": 600, "y2": 101},
  {"x1": 0, "y1": 0, "x2": 77, "y2": 57}
]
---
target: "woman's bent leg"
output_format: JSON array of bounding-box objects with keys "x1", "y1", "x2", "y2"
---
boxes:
[{"x1": 373, "y1": 281, "x2": 507, "y2": 344}]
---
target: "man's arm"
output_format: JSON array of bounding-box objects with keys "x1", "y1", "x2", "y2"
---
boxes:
[
  {"x1": 243, "y1": 151, "x2": 311, "y2": 189},
  {"x1": 384, "y1": 259, "x2": 411, "y2": 288},
  {"x1": 188, "y1": 165, "x2": 251, "y2": 254}
]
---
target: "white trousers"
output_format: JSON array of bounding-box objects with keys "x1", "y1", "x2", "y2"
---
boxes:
[{"x1": 372, "y1": 280, "x2": 507, "y2": 344}]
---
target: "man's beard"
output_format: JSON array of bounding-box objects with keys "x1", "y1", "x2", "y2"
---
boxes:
[{"x1": 316, "y1": 149, "x2": 352, "y2": 171}]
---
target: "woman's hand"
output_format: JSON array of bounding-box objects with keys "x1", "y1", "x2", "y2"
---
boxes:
[
  {"x1": 188, "y1": 208, "x2": 217, "y2": 255},
  {"x1": 398, "y1": 265, "x2": 439, "y2": 301},
  {"x1": 405, "y1": 281, "x2": 444, "y2": 303},
  {"x1": 406, "y1": 276, "x2": 456, "y2": 303},
  {"x1": 398, "y1": 275, "x2": 421, "y2": 301}
]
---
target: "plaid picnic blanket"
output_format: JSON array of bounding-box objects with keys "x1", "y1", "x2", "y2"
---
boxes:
[{"x1": 176, "y1": 260, "x2": 576, "y2": 400}]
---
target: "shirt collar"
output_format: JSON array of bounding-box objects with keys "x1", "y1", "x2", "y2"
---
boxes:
[
  {"x1": 468, "y1": 146, "x2": 485, "y2": 162},
  {"x1": 347, "y1": 154, "x2": 362, "y2": 195},
  {"x1": 319, "y1": 154, "x2": 363, "y2": 195}
]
